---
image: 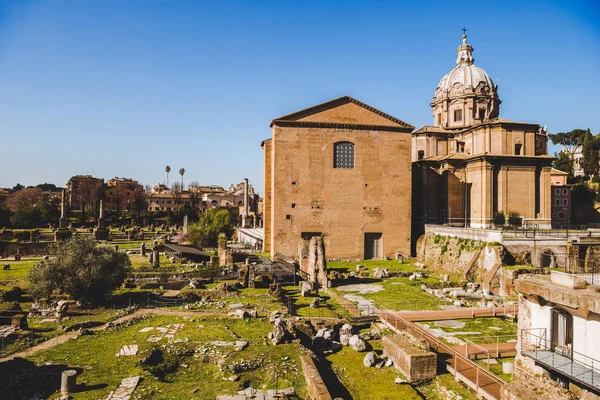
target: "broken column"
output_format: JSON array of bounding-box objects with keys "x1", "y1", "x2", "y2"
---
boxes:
[
  {"x1": 152, "y1": 248, "x2": 160, "y2": 268},
  {"x1": 61, "y1": 369, "x2": 78, "y2": 395},
  {"x1": 93, "y1": 200, "x2": 109, "y2": 241},
  {"x1": 298, "y1": 236, "x2": 328, "y2": 292},
  {"x1": 218, "y1": 233, "x2": 230, "y2": 266}
]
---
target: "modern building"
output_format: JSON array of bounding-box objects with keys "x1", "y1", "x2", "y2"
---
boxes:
[
  {"x1": 509, "y1": 272, "x2": 600, "y2": 399},
  {"x1": 550, "y1": 169, "x2": 572, "y2": 228},
  {"x1": 262, "y1": 95, "x2": 414, "y2": 259},
  {"x1": 412, "y1": 33, "x2": 554, "y2": 235}
]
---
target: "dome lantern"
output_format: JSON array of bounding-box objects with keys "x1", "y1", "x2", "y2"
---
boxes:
[{"x1": 431, "y1": 30, "x2": 501, "y2": 130}]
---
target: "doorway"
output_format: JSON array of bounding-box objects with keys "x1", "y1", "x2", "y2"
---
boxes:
[
  {"x1": 551, "y1": 308, "x2": 573, "y2": 359},
  {"x1": 364, "y1": 233, "x2": 383, "y2": 260}
]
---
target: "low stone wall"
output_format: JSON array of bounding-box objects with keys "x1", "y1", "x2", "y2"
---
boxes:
[
  {"x1": 424, "y1": 225, "x2": 504, "y2": 243},
  {"x1": 0, "y1": 241, "x2": 51, "y2": 257},
  {"x1": 383, "y1": 334, "x2": 436, "y2": 382},
  {"x1": 300, "y1": 354, "x2": 332, "y2": 400}
]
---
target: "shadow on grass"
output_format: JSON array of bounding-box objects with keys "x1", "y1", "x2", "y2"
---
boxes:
[
  {"x1": 0, "y1": 357, "x2": 85, "y2": 399},
  {"x1": 314, "y1": 356, "x2": 353, "y2": 400}
]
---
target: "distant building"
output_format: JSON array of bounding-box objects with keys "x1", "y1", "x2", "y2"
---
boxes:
[
  {"x1": 105, "y1": 178, "x2": 144, "y2": 212},
  {"x1": 147, "y1": 184, "x2": 197, "y2": 212},
  {"x1": 66, "y1": 175, "x2": 104, "y2": 212},
  {"x1": 550, "y1": 169, "x2": 571, "y2": 228}
]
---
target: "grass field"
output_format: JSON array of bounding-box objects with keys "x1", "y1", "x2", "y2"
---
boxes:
[
  {"x1": 282, "y1": 285, "x2": 353, "y2": 318},
  {"x1": 17, "y1": 315, "x2": 309, "y2": 399},
  {"x1": 419, "y1": 317, "x2": 518, "y2": 345},
  {"x1": 0, "y1": 258, "x2": 42, "y2": 290}
]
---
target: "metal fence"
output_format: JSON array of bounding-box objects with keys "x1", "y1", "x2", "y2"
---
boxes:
[
  {"x1": 541, "y1": 252, "x2": 600, "y2": 287},
  {"x1": 521, "y1": 328, "x2": 600, "y2": 390}
]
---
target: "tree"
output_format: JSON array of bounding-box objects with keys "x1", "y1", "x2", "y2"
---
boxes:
[
  {"x1": 28, "y1": 236, "x2": 130, "y2": 304},
  {"x1": 582, "y1": 129, "x2": 599, "y2": 177},
  {"x1": 171, "y1": 182, "x2": 183, "y2": 212},
  {"x1": 549, "y1": 129, "x2": 587, "y2": 161},
  {"x1": 165, "y1": 166, "x2": 171, "y2": 188},
  {"x1": 134, "y1": 186, "x2": 148, "y2": 216},
  {"x1": 9, "y1": 183, "x2": 24, "y2": 193},
  {"x1": 179, "y1": 168, "x2": 185, "y2": 190},
  {"x1": 553, "y1": 151, "x2": 575, "y2": 177},
  {"x1": 507, "y1": 211, "x2": 522, "y2": 228},
  {"x1": 188, "y1": 208, "x2": 235, "y2": 247},
  {"x1": 6, "y1": 187, "x2": 59, "y2": 228}
]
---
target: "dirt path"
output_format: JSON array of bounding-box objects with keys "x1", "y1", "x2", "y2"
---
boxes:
[{"x1": 0, "y1": 308, "x2": 229, "y2": 363}]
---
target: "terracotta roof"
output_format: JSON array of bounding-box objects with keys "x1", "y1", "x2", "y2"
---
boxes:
[
  {"x1": 413, "y1": 126, "x2": 457, "y2": 134},
  {"x1": 271, "y1": 95, "x2": 414, "y2": 130},
  {"x1": 551, "y1": 168, "x2": 569, "y2": 175}
]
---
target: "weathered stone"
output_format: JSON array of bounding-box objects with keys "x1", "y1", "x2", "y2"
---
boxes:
[
  {"x1": 383, "y1": 335, "x2": 436, "y2": 382},
  {"x1": 115, "y1": 344, "x2": 139, "y2": 357},
  {"x1": 271, "y1": 318, "x2": 287, "y2": 345},
  {"x1": 349, "y1": 335, "x2": 367, "y2": 352},
  {"x1": 60, "y1": 370, "x2": 77, "y2": 395},
  {"x1": 363, "y1": 351, "x2": 377, "y2": 367},
  {"x1": 339, "y1": 333, "x2": 351, "y2": 346},
  {"x1": 340, "y1": 324, "x2": 353, "y2": 335}
]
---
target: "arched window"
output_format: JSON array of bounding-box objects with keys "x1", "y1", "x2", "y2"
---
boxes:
[{"x1": 333, "y1": 141, "x2": 355, "y2": 169}]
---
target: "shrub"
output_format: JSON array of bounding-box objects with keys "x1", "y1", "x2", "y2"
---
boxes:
[
  {"x1": 507, "y1": 211, "x2": 522, "y2": 228},
  {"x1": 493, "y1": 211, "x2": 506, "y2": 227},
  {"x1": 28, "y1": 236, "x2": 130, "y2": 304}
]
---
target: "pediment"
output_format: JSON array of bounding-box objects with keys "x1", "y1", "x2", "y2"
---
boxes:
[{"x1": 271, "y1": 96, "x2": 413, "y2": 130}]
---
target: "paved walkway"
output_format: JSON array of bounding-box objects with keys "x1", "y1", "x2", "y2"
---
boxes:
[
  {"x1": 393, "y1": 306, "x2": 518, "y2": 322},
  {"x1": 380, "y1": 310, "x2": 506, "y2": 400},
  {"x1": 452, "y1": 341, "x2": 517, "y2": 359}
]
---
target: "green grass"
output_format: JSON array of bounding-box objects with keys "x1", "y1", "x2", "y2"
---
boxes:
[
  {"x1": 333, "y1": 275, "x2": 447, "y2": 312},
  {"x1": 504, "y1": 265, "x2": 537, "y2": 271},
  {"x1": 0, "y1": 307, "x2": 124, "y2": 358},
  {"x1": 415, "y1": 373, "x2": 478, "y2": 400},
  {"x1": 476, "y1": 356, "x2": 514, "y2": 382},
  {"x1": 326, "y1": 334, "x2": 423, "y2": 400},
  {"x1": 328, "y1": 259, "x2": 419, "y2": 274},
  {"x1": 419, "y1": 317, "x2": 518, "y2": 345},
  {"x1": 282, "y1": 285, "x2": 353, "y2": 318},
  {"x1": 24, "y1": 315, "x2": 308, "y2": 399},
  {"x1": 0, "y1": 258, "x2": 42, "y2": 290}
]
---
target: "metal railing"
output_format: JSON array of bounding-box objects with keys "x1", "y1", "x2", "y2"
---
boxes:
[
  {"x1": 379, "y1": 306, "x2": 506, "y2": 399},
  {"x1": 521, "y1": 328, "x2": 600, "y2": 390},
  {"x1": 540, "y1": 253, "x2": 600, "y2": 287}
]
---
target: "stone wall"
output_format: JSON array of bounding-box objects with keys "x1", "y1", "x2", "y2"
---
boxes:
[
  {"x1": 417, "y1": 233, "x2": 486, "y2": 277},
  {"x1": 382, "y1": 334, "x2": 436, "y2": 382},
  {"x1": 266, "y1": 99, "x2": 413, "y2": 259},
  {"x1": 299, "y1": 354, "x2": 332, "y2": 400},
  {"x1": 0, "y1": 241, "x2": 50, "y2": 257}
]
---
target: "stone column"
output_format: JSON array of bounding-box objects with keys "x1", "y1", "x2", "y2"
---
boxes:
[
  {"x1": 61, "y1": 370, "x2": 77, "y2": 395},
  {"x1": 243, "y1": 178, "x2": 249, "y2": 218},
  {"x1": 58, "y1": 190, "x2": 67, "y2": 229}
]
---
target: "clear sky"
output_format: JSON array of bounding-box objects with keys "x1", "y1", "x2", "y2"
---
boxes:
[{"x1": 1, "y1": 0, "x2": 599, "y2": 195}]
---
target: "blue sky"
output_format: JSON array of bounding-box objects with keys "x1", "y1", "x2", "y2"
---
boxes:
[{"x1": 0, "y1": 0, "x2": 599, "y2": 195}]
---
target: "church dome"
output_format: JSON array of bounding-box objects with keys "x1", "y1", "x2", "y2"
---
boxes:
[
  {"x1": 437, "y1": 63, "x2": 494, "y2": 93},
  {"x1": 431, "y1": 32, "x2": 501, "y2": 129}
]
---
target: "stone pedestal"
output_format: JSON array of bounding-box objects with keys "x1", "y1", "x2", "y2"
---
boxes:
[
  {"x1": 54, "y1": 229, "x2": 72, "y2": 242},
  {"x1": 94, "y1": 229, "x2": 109, "y2": 241},
  {"x1": 61, "y1": 369, "x2": 78, "y2": 395}
]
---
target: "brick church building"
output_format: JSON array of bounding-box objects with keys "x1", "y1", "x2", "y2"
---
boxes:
[{"x1": 262, "y1": 32, "x2": 553, "y2": 260}]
